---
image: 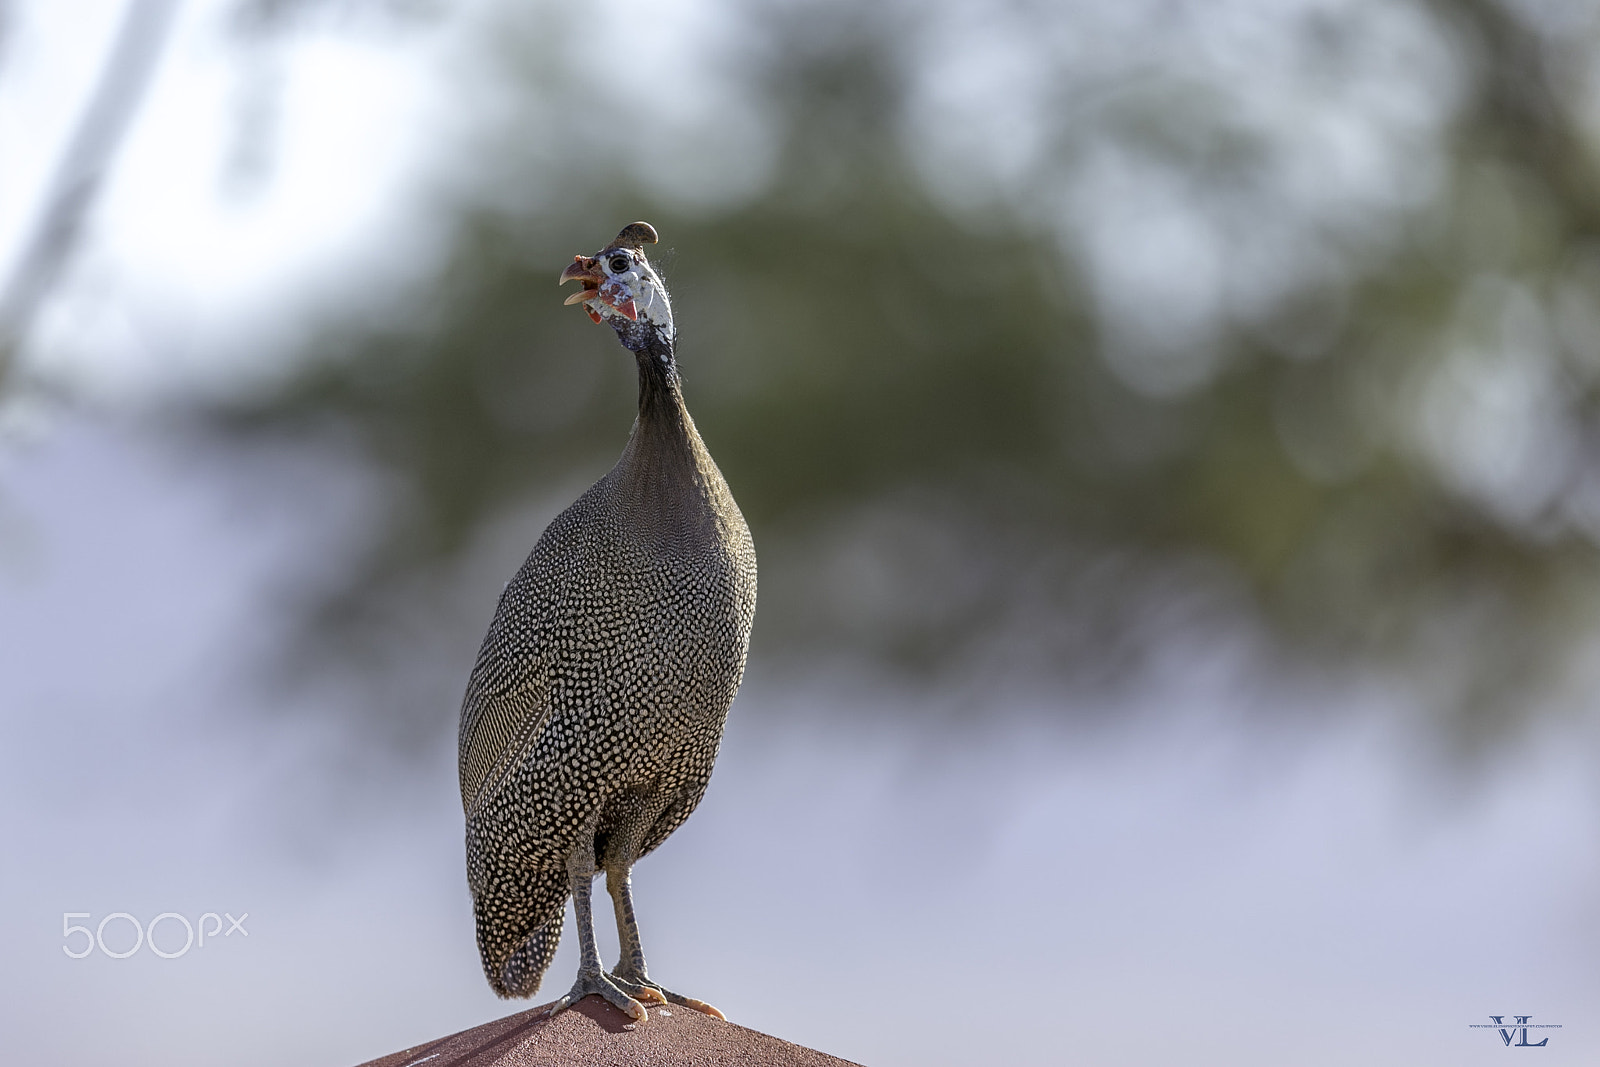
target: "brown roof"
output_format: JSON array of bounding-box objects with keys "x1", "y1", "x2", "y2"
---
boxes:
[{"x1": 354, "y1": 995, "x2": 865, "y2": 1067}]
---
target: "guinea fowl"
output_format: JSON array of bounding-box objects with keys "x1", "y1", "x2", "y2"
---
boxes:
[{"x1": 457, "y1": 222, "x2": 757, "y2": 1023}]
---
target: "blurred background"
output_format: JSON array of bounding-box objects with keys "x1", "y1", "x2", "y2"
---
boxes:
[{"x1": 2, "y1": 0, "x2": 1600, "y2": 1063}]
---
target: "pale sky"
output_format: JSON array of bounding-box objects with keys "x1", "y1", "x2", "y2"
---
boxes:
[
  {"x1": 0, "y1": 0, "x2": 464, "y2": 398},
  {"x1": 2, "y1": 419, "x2": 1597, "y2": 1066}
]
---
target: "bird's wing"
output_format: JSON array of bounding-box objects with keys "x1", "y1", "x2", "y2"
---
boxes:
[
  {"x1": 458, "y1": 487, "x2": 617, "y2": 816},
  {"x1": 458, "y1": 636, "x2": 554, "y2": 816}
]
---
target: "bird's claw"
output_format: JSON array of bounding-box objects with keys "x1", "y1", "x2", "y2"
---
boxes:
[
  {"x1": 609, "y1": 971, "x2": 727, "y2": 1020},
  {"x1": 552, "y1": 969, "x2": 653, "y2": 1022}
]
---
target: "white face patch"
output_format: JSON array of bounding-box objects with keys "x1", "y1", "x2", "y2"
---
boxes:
[
  {"x1": 631, "y1": 274, "x2": 674, "y2": 331},
  {"x1": 594, "y1": 263, "x2": 675, "y2": 335}
]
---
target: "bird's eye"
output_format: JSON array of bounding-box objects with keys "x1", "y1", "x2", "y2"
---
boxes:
[{"x1": 608, "y1": 255, "x2": 631, "y2": 274}]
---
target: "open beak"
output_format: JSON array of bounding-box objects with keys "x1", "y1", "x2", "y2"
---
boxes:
[
  {"x1": 559, "y1": 256, "x2": 606, "y2": 324},
  {"x1": 559, "y1": 255, "x2": 638, "y2": 324}
]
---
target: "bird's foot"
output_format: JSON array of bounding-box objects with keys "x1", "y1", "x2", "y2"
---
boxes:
[
  {"x1": 552, "y1": 968, "x2": 666, "y2": 1023},
  {"x1": 609, "y1": 970, "x2": 726, "y2": 1020}
]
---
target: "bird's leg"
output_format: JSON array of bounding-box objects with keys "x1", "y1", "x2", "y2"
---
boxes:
[
  {"x1": 605, "y1": 864, "x2": 726, "y2": 1020},
  {"x1": 606, "y1": 865, "x2": 654, "y2": 983},
  {"x1": 551, "y1": 843, "x2": 661, "y2": 1022}
]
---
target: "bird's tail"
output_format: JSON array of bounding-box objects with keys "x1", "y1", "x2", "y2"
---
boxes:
[
  {"x1": 491, "y1": 917, "x2": 562, "y2": 998},
  {"x1": 474, "y1": 869, "x2": 567, "y2": 999}
]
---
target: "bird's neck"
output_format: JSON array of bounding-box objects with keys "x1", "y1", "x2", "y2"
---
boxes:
[
  {"x1": 621, "y1": 337, "x2": 705, "y2": 479},
  {"x1": 614, "y1": 338, "x2": 737, "y2": 548},
  {"x1": 634, "y1": 337, "x2": 684, "y2": 433}
]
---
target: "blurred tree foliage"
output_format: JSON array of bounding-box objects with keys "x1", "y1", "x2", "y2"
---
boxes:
[{"x1": 215, "y1": 0, "x2": 1600, "y2": 736}]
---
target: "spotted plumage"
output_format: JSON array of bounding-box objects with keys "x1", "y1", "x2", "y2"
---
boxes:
[{"x1": 459, "y1": 223, "x2": 756, "y2": 1021}]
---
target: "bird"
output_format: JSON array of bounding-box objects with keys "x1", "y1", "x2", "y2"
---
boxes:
[{"x1": 457, "y1": 221, "x2": 757, "y2": 1023}]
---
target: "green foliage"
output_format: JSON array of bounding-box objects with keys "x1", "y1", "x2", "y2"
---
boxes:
[{"x1": 215, "y1": 0, "x2": 1600, "y2": 734}]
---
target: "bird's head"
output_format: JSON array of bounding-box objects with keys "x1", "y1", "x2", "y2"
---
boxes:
[{"x1": 559, "y1": 221, "x2": 675, "y2": 353}]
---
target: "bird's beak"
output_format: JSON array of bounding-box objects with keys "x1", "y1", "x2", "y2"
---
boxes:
[
  {"x1": 560, "y1": 256, "x2": 607, "y2": 324},
  {"x1": 559, "y1": 256, "x2": 601, "y2": 287}
]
